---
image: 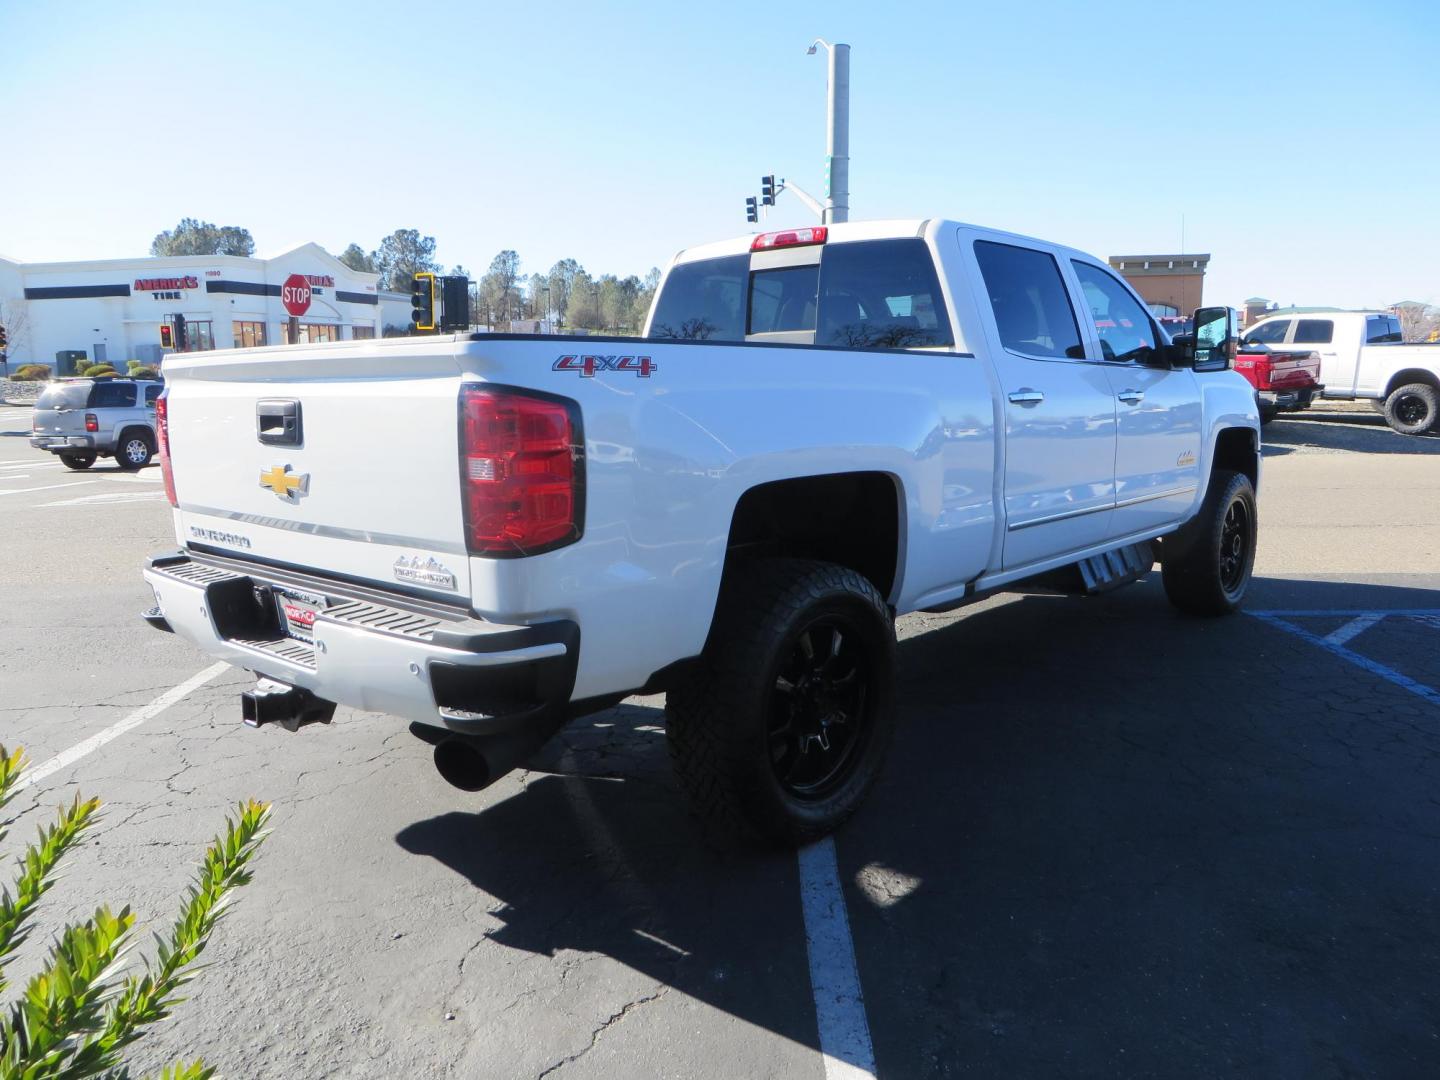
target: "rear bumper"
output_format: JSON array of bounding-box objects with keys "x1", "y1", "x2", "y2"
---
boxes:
[
  {"x1": 141, "y1": 550, "x2": 578, "y2": 735},
  {"x1": 1258, "y1": 385, "x2": 1323, "y2": 410},
  {"x1": 30, "y1": 435, "x2": 95, "y2": 450}
]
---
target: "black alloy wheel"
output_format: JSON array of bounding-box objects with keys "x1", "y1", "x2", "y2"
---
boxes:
[
  {"x1": 768, "y1": 616, "x2": 874, "y2": 800},
  {"x1": 1218, "y1": 498, "x2": 1251, "y2": 595}
]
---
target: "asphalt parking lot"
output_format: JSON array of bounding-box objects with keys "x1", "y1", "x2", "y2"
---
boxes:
[{"x1": 2, "y1": 401, "x2": 1438, "y2": 1079}]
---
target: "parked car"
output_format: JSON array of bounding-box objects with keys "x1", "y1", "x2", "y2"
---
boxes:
[
  {"x1": 1233, "y1": 343, "x2": 1323, "y2": 424},
  {"x1": 1241, "y1": 311, "x2": 1440, "y2": 434},
  {"x1": 30, "y1": 378, "x2": 162, "y2": 469},
  {"x1": 142, "y1": 219, "x2": 1261, "y2": 846}
]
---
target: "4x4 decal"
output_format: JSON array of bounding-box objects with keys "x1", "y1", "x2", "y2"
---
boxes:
[{"x1": 553, "y1": 354, "x2": 658, "y2": 378}]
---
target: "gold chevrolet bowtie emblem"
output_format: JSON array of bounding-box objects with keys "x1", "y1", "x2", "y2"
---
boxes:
[{"x1": 259, "y1": 464, "x2": 310, "y2": 503}]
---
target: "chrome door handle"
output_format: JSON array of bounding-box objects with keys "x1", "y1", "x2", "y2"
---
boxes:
[
  {"x1": 1117, "y1": 389, "x2": 1145, "y2": 404},
  {"x1": 1007, "y1": 389, "x2": 1045, "y2": 405}
]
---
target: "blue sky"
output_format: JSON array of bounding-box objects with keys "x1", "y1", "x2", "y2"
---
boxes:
[{"x1": 2, "y1": 0, "x2": 1436, "y2": 308}]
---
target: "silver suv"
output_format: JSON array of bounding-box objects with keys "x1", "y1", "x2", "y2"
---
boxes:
[{"x1": 30, "y1": 378, "x2": 163, "y2": 470}]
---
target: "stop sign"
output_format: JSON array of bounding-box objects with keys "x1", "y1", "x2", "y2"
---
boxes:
[{"x1": 281, "y1": 274, "x2": 312, "y2": 317}]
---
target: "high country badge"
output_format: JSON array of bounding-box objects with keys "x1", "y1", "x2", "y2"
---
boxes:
[{"x1": 393, "y1": 554, "x2": 457, "y2": 590}]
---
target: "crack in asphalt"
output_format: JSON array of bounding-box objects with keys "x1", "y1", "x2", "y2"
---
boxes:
[{"x1": 534, "y1": 986, "x2": 671, "y2": 1079}]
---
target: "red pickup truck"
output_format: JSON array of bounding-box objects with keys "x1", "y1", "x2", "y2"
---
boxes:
[{"x1": 1233, "y1": 345, "x2": 1323, "y2": 424}]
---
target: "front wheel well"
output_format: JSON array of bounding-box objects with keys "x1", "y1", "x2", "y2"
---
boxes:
[
  {"x1": 1384, "y1": 369, "x2": 1440, "y2": 398},
  {"x1": 723, "y1": 472, "x2": 901, "y2": 602},
  {"x1": 1211, "y1": 426, "x2": 1258, "y2": 490}
]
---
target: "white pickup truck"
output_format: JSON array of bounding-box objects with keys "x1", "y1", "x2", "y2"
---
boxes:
[
  {"x1": 143, "y1": 219, "x2": 1261, "y2": 846},
  {"x1": 1242, "y1": 310, "x2": 1440, "y2": 434}
]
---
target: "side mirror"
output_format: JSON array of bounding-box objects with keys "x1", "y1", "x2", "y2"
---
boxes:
[{"x1": 1191, "y1": 306, "x2": 1237, "y2": 372}]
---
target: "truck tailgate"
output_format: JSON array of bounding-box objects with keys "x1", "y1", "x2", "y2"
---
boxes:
[{"x1": 165, "y1": 343, "x2": 471, "y2": 599}]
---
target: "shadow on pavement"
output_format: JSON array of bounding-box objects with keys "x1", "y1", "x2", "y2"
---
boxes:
[
  {"x1": 397, "y1": 574, "x2": 1440, "y2": 1076},
  {"x1": 1264, "y1": 409, "x2": 1440, "y2": 455}
]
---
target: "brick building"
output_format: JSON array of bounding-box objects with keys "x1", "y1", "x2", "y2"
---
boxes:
[{"x1": 1107, "y1": 253, "x2": 1209, "y2": 317}]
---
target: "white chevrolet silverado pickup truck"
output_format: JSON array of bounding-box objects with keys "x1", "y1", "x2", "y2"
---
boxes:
[
  {"x1": 143, "y1": 219, "x2": 1261, "y2": 846},
  {"x1": 1242, "y1": 310, "x2": 1440, "y2": 434}
]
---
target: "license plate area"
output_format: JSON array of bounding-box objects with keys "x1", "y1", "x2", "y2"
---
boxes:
[{"x1": 274, "y1": 587, "x2": 326, "y2": 644}]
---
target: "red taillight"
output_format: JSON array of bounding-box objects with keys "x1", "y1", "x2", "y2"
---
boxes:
[
  {"x1": 751, "y1": 226, "x2": 828, "y2": 252},
  {"x1": 156, "y1": 395, "x2": 177, "y2": 506},
  {"x1": 1235, "y1": 353, "x2": 1274, "y2": 390},
  {"x1": 460, "y1": 387, "x2": 581, "y2": 556},
  {"x1": 84, "y1": 412, "x2": 99, "y2": 433}
]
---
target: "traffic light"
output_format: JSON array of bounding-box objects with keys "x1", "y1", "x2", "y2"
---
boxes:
[
  {"x1": 761, "y1": 175, "x2": 777, "y2": 206},
  {"x1": 0, "y1": 323, "x2": 7, "y2": 352},
  {"x1": 412, "y1": 272, "x2": 437, "y2": 332},
  {"x1": 159, "y1": 323, "x2": 173, "y2": 349},
  {"x1": 746, "y1": 196, "x2": 759, "y2": 224},
  {"x1": 173, "y1": 313, "x2": 188, "y2": 351}
]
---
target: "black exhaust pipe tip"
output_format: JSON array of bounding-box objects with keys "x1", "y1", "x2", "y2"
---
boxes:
[{"x1": 433, "y1": 739, "x2": 492, "y2": 792}]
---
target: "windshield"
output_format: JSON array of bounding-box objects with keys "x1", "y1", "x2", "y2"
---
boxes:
[{"x1": 35, "y1": 383, "x2": 92, "y2": 410}]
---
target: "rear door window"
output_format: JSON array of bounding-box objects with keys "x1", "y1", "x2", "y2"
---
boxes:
[
  {"x1": 1367, "y1": 317, "x2": 1402, "y2": 344},
  {"x1": 88, "y1": 382, "x2": 136, "y2": 408},
  {"x1": 1293, "y1": 319, "x2": 1333, "y2": 345},
  {"x1": 144, "y1": 384, "x2": 163, "y2": 404},
  {"x1": 815, "y1": 239, "x2": 953, "y2": 348},
  {"x1": 748, "y1": 265, "x2": 820, "y2": 334},
  {"x1": 648, "y1": 255, "x2": 747, "y2": 341},
  {"x1": 973, "y1": 240, "x2": 1083, "y2": 359},
  {"x1": 1071, "y1": 261, "x2": 1157, "y2": 363},
  {"x1": 1243, "y1": 319, "x2": 1290, "y2": 345},
  {"x1": 35, "y1": 383, "x2": 92, "y2": 410}
]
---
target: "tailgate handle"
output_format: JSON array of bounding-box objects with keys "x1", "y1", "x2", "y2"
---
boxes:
[{"x1": 256, "y1": 399, "x2": 303, "y2": 447}]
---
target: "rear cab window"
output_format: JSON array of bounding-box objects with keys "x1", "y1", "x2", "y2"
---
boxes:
[
  {"x1": 648, "y1": 255, "x2": 748, "y2": 341},
  {"x1": 35, "y1": 383, "x2": 92, "y2": 410},
  {"x1": 1293, "y1": 319, "x2": 1333, "y2": 345},
  {"x1": 649, "y1": 238, "x2": 953, "y2": 350}
]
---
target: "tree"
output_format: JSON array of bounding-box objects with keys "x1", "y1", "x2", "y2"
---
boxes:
[
  {"x1": 629, "y1": 267, "x2": 661, "y2": 331},
  {"x1": 0, "y1": 298, "x2": 31, "y2": 365},
  {"x1": 547, "y1": 259, "x2": 581, "y2": 327},
  {"x1": 1393, "y1": 302, "x2": 1439, "y2": 343},
  {"x1": 526, "y1": 273, "x2": 550, "y2": 320},
  {"x1": 150, "y1": 218, "x2": 255, "y2": 257},
  {"x1": 337, "y1": 243, "x2": 376, "y2": 274},
  {"x1": 372, "y1": 229, "x2": 438, "y2": 293},
  {"x1": 566, "y1": 270, "x2": 602, "y2": 330},
  {"x1": 479, "y1": 250, "x2": 522, "y2": 327}
]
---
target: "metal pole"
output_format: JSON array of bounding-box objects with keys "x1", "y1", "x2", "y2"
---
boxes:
[{"x1": 826, "y1": 43, "x2": 850, "y2": 224}]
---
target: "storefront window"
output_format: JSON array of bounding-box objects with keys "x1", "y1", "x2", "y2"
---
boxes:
[
  {"x1": 298, "y1": 323, "x2": 341, "y2": 343},
  {"x1": 233, "y1": 321, "x2": 267, "y2": 349},
  {"x1": 181, "y1": 321, "x2": 215, "y2": 352},
  {"x1": 351, "y1": 325, "x2": 375, "y2": 340}
]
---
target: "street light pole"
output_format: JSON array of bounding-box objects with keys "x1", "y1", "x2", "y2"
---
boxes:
[{"x1": 808, "y1": 38, "x2": 850, "y2": 224}]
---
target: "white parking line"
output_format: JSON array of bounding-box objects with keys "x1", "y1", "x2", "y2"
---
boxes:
[
  {"x1": 1325, "y1": 613, "x2": 1385, "y2": 646},
  {"x1": 798, "y1": 837, "x2": 877, "y2": 1080},
  {"x1": 15, "y1": 662, "x2": 231, "y2": 793},
  {"x1": 40, "y1": 491, "x2": 166, "y2": 507},
  {"x1": 1251, "y1": 610, "x2": 1440, "y2": 708},
  {"x1": 0, "y1": 461, "x2": 59, "y2": 470},
  {"x1": 0, "y1": 480, "x2": 97, "y2": 497}
]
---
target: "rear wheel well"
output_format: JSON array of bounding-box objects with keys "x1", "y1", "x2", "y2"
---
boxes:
[
  {"x1": 117, "y1": 425, "x2": 154, "y2": 449},
  {"x1": 1384, "y1": 369, "x2": 1440, "y2": 398},
  {"x1": 1212, "y1": 427, "x2": 1258, "y2": 490},
  {"x1": 723, "y1": 472, "x2": 901, "y2": 603}
]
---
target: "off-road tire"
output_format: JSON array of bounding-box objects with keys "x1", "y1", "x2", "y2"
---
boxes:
[
  {"x1": 1162, "y1": 470, "x2": 1257, "y2": 616},
  {"x1": 58, "y1": 451, "x2": 96, "y2": 470},
  {"x1": 665, "y1": 558, "x2": 897, "y2": 848},
  {"x1": 116, "y1": 430, "x2": 154, "y2": 469},
  {"x1": 1382, "y1": 382, "x2": 1438, "y2": 436}
]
